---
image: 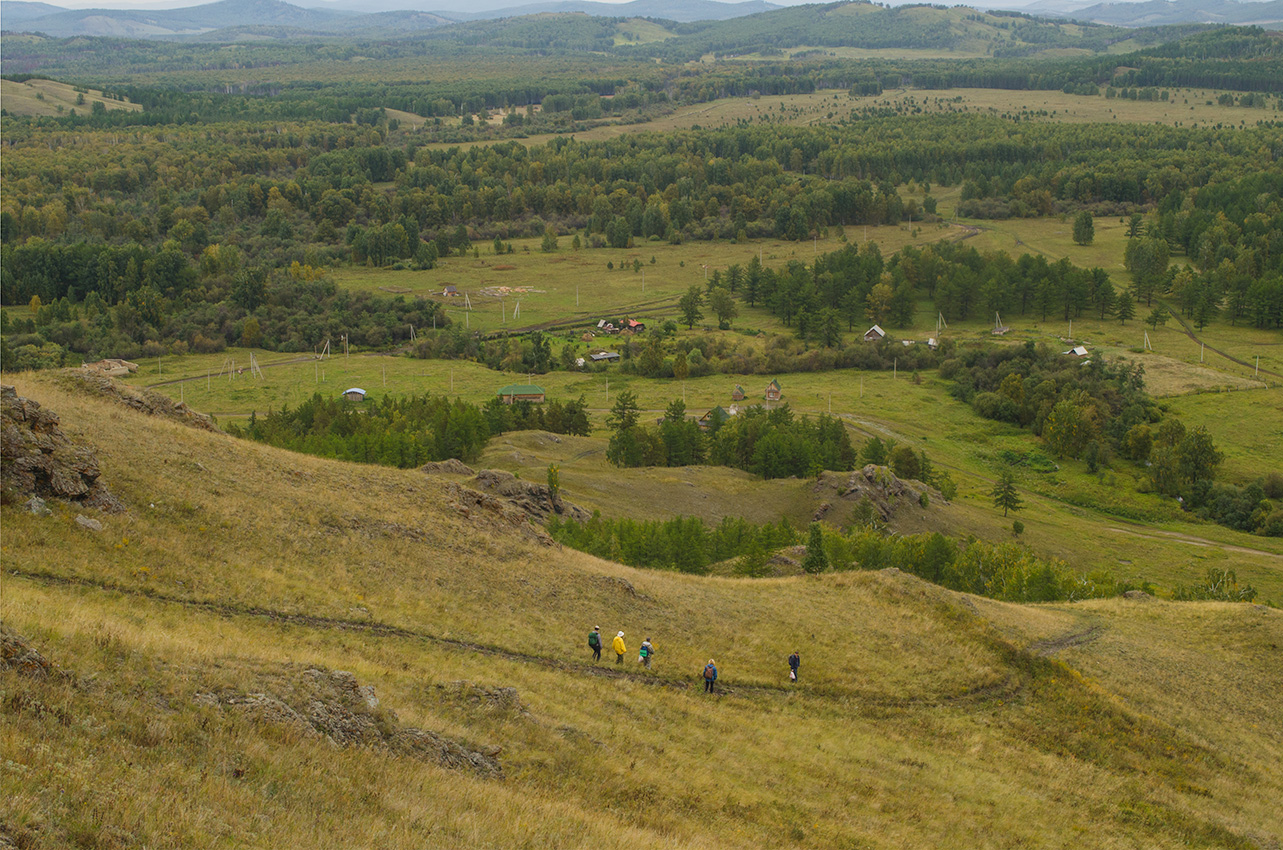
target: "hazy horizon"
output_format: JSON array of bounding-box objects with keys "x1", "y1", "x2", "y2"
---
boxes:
[{"x1": 6, "y1": 0, "x2": 1250, "y2": 13}]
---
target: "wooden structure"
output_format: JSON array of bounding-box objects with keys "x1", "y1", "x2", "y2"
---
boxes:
[
  {"x1": 863, "y1": 324, "x2": 886, "y2": 342},
  {"x1": 765, "y1": 379, "x2": 783, "y2": 401},
  {"x1": 342, "y1": 387, "x2": 367, "y2": 402},
  {"x1": 731, "y1": 385, "x2": 746, "y2": 402},
  {"x1": 496, "y1": 384, "x2": 546, "y2": 404}
]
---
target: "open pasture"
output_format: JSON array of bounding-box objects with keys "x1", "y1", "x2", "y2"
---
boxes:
[
  {"x1": 333, "y1": 225, "x2": 958, "y2": 335},
  {"x1": 0, "y1": 77, "x2": 142, "y2": 118}
]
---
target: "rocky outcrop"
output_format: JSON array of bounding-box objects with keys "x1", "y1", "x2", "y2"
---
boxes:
[
  {"x1": 442, "y1": 468, "x2": 591, "y2": 545},
  {"x1": 817, "y1": 465, "x2": 942, "y2": 523},
  {"x1": 420, "y1": 459, "x2": 476, "y2": 476},
  {"x1": 469, "y1": 469, "x2": 591, "y2": 523},
  {"x1": 196, "y1": 666, "x2": 502, "y2": 778},
  {"x1": 1, "y1": 385, "x2": 124, "y2": 512},
  {"x1": 58, "y1": 369, "x2": 220, "y2": 433},
  {"x1": 1, "y1": 627, "x2": 54, "y2": 681}
]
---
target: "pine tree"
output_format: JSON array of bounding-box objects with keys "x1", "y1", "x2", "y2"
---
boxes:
[
  {"x1": 991, "y1": 471, "x2": 1023, "y2": 517},
  {"x1": 801, "y1": 522, "x2": 829, "y2": 574}
]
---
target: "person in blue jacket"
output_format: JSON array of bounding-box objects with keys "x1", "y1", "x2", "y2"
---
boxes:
[
  {"x1": 788, "y1": 650, "x2": 800, "y2": 682},
  {"x1": 702, "y1": 659, "x2": 718, "y2": 693}
]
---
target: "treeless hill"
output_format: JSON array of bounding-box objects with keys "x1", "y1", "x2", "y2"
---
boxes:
[{"x1": 2, "y1": 370, "x2": 1280, "y2": 849}]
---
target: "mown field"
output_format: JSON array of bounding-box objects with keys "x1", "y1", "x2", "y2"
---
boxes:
[{"x1": 2, "y1": 372, "x2": 1281, "y2": 849}]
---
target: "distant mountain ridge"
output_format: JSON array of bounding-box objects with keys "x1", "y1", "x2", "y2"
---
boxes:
[
  {"x1": 0, "y1": 0, "x2": 778, "y2": 37},
  {"x1": 1065, "y1": 0, "x2": 1283, "y2": 25}
]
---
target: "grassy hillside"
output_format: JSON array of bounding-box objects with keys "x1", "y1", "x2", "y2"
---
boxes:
[
  {"x1": 3, "y1": 371, "x2": 1281, "y2": 848},
  {"x1": 0, "y1": 77, "x2": 140, "y2": 117}
]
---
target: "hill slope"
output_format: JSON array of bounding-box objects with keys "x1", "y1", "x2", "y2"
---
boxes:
[{"x1": 2, "y1": 371, "x2": 1281, "y2": 849}]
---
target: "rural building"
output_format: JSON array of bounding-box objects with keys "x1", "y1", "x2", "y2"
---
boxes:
[
  {"x1": 698, "y1": 406, "x2": 733, "y2": 431},
  {"x1": 765, "y1": 379, "x2": 783, "y2": 401},
  {"x1": 442, "y1": 285, "x2": 459, "y2": 297},
  {"x1": 342, "y1": 388, "x2": 367, "y2": 402},
  {"x1": 625, "y1": 319, "x2": 646, "y2": 332},
  {"x1": 497, "y1": 384, "x2": 546, "y2": 404},
  {"x1": 589, "y1": 351, "x2": 621, "y2": 363},
  {"x1": 1063, "y1": 345, "x2": 1089, "y2": 357},
  {"x1": 596, "y1": 320, "x2": 619, "y2": 334},
  {"x1": 863, "y1": 325, "x2": 886, "y2": 342},
  {"x1": 927, "y1": 338, "x2": 939, "y2": 350},
  {"x1": 731, "y1": 385, "x2": 746, "y2": 401}
]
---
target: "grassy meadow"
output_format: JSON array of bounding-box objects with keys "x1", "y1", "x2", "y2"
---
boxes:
[
  {"x1": 0, "y1": 78, "x2": 142, "y2": 118},
  {"x1": 2, "y1": 372, "x2": 1281, "y2": 849}
]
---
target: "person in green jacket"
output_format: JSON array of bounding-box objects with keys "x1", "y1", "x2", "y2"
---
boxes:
[{"x1": 612, "y1": 631, "x2": 627, "y2": 664}]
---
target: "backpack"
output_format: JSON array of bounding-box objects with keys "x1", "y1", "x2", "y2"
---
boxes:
[
  {"x1": 640, "y1": 645, "x2": 649, "y2": 657},
  {"x1": 703, "y1": 665, "x2": 715, "y2": 680},
  {"x1": 589, "y1": 632, "x2": 600, "y2": 648}
]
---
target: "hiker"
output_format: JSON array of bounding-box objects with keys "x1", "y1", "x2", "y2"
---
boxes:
[
  {"x1": 702, "y1": 659, "x2": 718, "y2": 693},
  {"x1": 638, "y1": 638, "x2": 653, "y2": 669},
  {"x1": 588, "y1": 626, "x2": 602, "y2": 662},
  {"x1": 613, "y1": 631, "x2": 627, "y2": 664},
  {"x1": 788, "y1": 650, "x2": 800, "y2": 683}
]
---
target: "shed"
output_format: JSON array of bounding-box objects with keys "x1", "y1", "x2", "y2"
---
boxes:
[
  {"x1": 589, "y1": 351, "x2": 621, "y2": 363},
  {"x1": 765, "y1": 379, "x2": 783, "y2": 401},
  {"x1": 731, "y1": 385, "x2": 746, "y2": 402},
  {"x1": 342, "y1": 388, "x2": 367, "y2": 402},
  {"x1": 1063, "y1": 345, "x2": 1089, "y2": 357},
  {"x1": 497, "y1": 384, "x2": 546, "y2": 404},
  {"x1": 442, "y1": 285, "x2": 459, "y2": 297},
  {"x1": 863, "y1": 324, "x2": 886, "y2": 342}
]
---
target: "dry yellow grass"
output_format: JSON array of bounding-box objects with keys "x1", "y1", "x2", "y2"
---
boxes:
[{"x1": 2, "y1": 371, "x2": 1281, "y2": 849}]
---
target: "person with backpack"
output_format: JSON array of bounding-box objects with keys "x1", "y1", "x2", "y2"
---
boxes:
[
  {"x1": 788, "y1": 651, "x2": 800, "y2": 683},
  {"x1": 702, "y1": 659, "x2": 718, "y2": 693},
  {"x1": 612, "y1": 631, "x2": 627, "y2": 664},
  {"x1": 638, "y1": 638, "x2": 653, "y2": 669},
  {"x1": 588, "y1": 626, "x2": 602, "y2": 662}
]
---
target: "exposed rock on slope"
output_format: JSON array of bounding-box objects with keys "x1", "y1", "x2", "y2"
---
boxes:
[
  {"x1": 58, "y1": 369, "x2": 220, "y2": 432},
  {"x1": 815, "y1": 464, "x2": 943, "y2": 523},
  {"x1": 434, "y1": 467, "x2": 592, "y2": 544},
  {"x1": 195, "y1": 667, "x2": 503, "y2": 777},
  {"x1": 1, "y1": 627, "x2": 54, "y2": 681},
  {"x1": 1, "y1": 384, "x2": 124, "y2": 512}
]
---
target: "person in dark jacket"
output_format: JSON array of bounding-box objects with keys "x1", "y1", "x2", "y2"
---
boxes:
[
  {"x1": 702, "y1": 659, "x2": 718, "y2": 693},
  {"x1": 588, "y1": 626, "x2": 602, "y2": 662},
  {"x1": 788, "y1": 651, "x2": 800, "y2": 682},
  {"x1": 639, "y1": 638, "x2": 654, "y2": 669}
]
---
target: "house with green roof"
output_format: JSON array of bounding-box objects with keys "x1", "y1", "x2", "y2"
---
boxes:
[{"x1": 497, "y1": 384, "x2": 545, "y2": 404}]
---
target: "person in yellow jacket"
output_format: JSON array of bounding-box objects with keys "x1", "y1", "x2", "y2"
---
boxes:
[{"x1": 612, "y1": 631, "x2": 627, "y2": 664}]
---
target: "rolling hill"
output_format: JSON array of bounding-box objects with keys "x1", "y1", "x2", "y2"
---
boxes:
[{"x1": 2, "y1": 370, "x2": 1280, "y2": 848}]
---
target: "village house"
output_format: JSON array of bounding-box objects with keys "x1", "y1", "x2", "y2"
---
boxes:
[
  {"x1": 698, "y1": 405, "x2": 734, "y2": 431},
  {"x1": 496, "y1": 384, "x2": 546, "y2": 404},
  {"x1": 863, "y1": 324, "x2": 886, "y2": 342},
  {"x1": 765, "y1": 379, "x2": 783, "y2": 401},
  {"x1": 442, "y1": 285, "x2": 459, "y2": 297},
  {"x1": 731, "y1": 385, "x2": 746, "y2": 402},
  {"x1": 342, "y1": 388, "x2": 367, "y2": 402}
]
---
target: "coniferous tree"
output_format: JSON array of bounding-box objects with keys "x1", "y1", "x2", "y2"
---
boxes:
[{"x1": 991, "y1": 471, "x2": 1023, "y2": 517}]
